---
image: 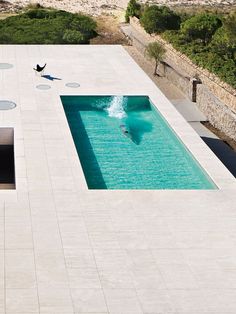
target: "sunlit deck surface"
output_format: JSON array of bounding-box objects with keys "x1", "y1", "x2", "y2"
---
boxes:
[{"x1": 0, "y1": 45, "x2": 236, "y2": 314}]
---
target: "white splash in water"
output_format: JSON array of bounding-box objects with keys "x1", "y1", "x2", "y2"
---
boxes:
[{"x1": 107, "y1": 96, "x2": 127, "y2": 119}]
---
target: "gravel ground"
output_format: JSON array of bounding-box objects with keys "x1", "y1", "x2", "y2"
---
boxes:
[{"x1": 5, "y1": 0, "x2": 235, "y2": 15}]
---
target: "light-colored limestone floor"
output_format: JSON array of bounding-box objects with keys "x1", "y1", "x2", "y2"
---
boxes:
[{"x1": 0, "y1": 45, "x2": 236, "y2": 314}]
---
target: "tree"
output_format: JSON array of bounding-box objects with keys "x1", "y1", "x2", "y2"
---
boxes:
[
  {"x1": 140, "y1": 5, "x2": 181, "y2": 34},
  {"x1": 181, "y1": 13, "x2": 222, "y2": 45},
  {"x1": 145, "y1": 41, "x2": 166, "y2": 75},
  {"x1": 125, "y1": 0, "x2": 141, "y2": 22}
]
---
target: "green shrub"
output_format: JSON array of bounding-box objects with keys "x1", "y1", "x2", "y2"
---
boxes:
[
  {"x1": 138, "y1": 7, "x2": 235, "y2": 88},
  {"x1": 162, "y1": 28, "x2": 236, "y2": 88},
  {"x1": 0, "y1": 8, "x2": 97, "y2": 44},
  {"x1": 140, "y1": 5, "x2": 181, "y2": 34},
  {"x1": 210, "y1": 27, "x2": 235, "y2": 59},
  {"x1": 62, "y1": 29, "x2": 84, "y2": 43},
  {"x1": 71, "y1": 14, "x2": 97, "y2": 39},
  {"x1": 223, "y1": 11, "x2": 236, "y2": 42},
  {"x1": 211, "y1": 11, "x2": 236, "y2": 59},
  {"x1": 125, "y1": 0, "x2": 141, "y2": 22},
  {"x1": 181, "y1": 13, "x2": 222, "y2": 44}
]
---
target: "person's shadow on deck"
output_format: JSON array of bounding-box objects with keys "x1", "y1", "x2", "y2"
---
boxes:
[{"x1": 42, "y1": 74, "x2": 62, "y2": 81}]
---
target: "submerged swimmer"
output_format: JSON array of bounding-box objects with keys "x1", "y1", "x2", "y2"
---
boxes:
[
  {"x1": 120, "y1": 124, "x2": 137, "y2": 144},
  {"x1": 120, "y1": 124, "x2": 130, "y2": 136}
]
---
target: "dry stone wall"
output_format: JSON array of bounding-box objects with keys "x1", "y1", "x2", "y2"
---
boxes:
[
  {"x1": 197, "y1": 85, "x2": 236, "y2": 141},
  {"x1": 162, "y1": 62, "x2": 190, "y2": 96},
  {"x1": 129, "y1": 17, "x2": 236, "y2": 140},
  {"x1": 130, "y1": 17, "x2": 236, "y2": 108}
]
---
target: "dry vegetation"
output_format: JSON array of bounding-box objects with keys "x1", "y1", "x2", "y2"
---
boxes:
[{"x1": 91, "y1": 14, "x2": 129, "y2": 44}]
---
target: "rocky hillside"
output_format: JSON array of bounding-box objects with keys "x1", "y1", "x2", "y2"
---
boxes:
[
  {"x1": 3, "y1": 0, "x2": 235, "y2": 15},
  {"x1": 142, "y1": 0, "x2": 235, "y2": 6}
]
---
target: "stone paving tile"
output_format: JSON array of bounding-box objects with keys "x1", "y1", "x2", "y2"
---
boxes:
[
  {"x1": 157, "y1": 264, "x2": 199, "y2": 289},
  {"x1": 84, "y1": 215, "x2": 114, "y2": 233},
  {"x1": 126, "y1": 249, "x2": 156, "y2": 269},
  {"x1": 111, "y1": 216, "x2": 144, "y2": 232},
  {"x1": 117, "y1": 231, "x2": 149, "y2": 250},
  {"x1": 61, "y1": 232, "x2": 91, "y2": 249},
  {"x1": 58, "y1": 217, "x2": 87, "y2": 234},
  {"x1": 0, "y1": 203, "x2": 4, "y2": 218},
  {"x1": 71, "y1": 289, "x2": 108, "y2": 313},
  {"x1": 6, "y1": 289, "x2": 39, "y2": 313},
  {"x1": 168, "y1": 289, "x2": 209, "y2": 313},
  {"x1": 51, "y1": 176, "x2": 76, "y2": 192},
  {"x1": 103, "y1": 289, "x2": 143, "y2": 314},
  {"x1": 93, "y1": 249, "x2": 130, "y2": 270},
  {"x1": 68, "y1": 268, "x2": 101, "y2": 289},
  {"x1": 151, "y1": 248, "x2": 186, "y2": 264},
  {"x1": 31, "y1": 218, "x2": 62, "y2": 251},
  {"x1": 89, "y1": 232, "x2": 120, "y2": 249},
  {"x1": 38, "y1": 288, "x2": 73, "y2": 313},
  {"x1": 64, "y1": 249, "x2": 96, "y2": 269},
  {"x1": 4, "y1": 200, "x2": 30, "y2": 218},
  {"x1": 174, "y1": 231, "x2": 236, "y2": 249},
  {"x1": 5, "y1": 250, "x2": 36, "y2": 289},
  {"x1": 205, "y1": 290, "x2": 236, "y2": 313},
  {"x1": 136, "y1": 289, "x2": 177, "y2": 314},
  {"x1": 1, "y1": 45, "x2": 236, "y2": 314},
  {"x1": 145, "y1": 233, "x2": 177, "y2": 249},
  {"x1": 15, "y1": 156, "x2": 27, "y2": 179},
  {"x1": 98, "y1": 268, "x2": 134, "y2": 289},
  {"x1": 35, "y1": 250, "x2": 69, "y2": 290},
  {"x1": 0, "y1": 290, "x2": 3, "y2": 313},
  {"x1": 130, "y1": 265, "x2": 166, "y2": 289},
  {"x1": 53, "y1": 193, "x2": 82, "y2": 216},
  {"x1": 5, "y1": 217, "x2": 33, "y2": 249},
  {"x1": 0, "y1": 251, "x2": 3, "y2": 291}
]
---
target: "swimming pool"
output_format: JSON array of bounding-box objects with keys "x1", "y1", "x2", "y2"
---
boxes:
[{"x1": 61, "y1": 95, "x2": 217, "y2": 190}]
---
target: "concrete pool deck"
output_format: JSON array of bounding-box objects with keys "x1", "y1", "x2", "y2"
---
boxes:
[{"x1": 0, "y1": 45, "x2": 236, "y2": 313}]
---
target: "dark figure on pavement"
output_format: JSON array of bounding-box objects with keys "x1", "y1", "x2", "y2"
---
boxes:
[{"x1": 33, "y1": 63, "x2": 46, "y2": 76}]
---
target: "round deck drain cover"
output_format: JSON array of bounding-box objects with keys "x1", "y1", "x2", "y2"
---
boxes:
[
  {"x1": 36, "y1": 84, "x2": 51, "y2": 90},
  {"x1": 66, "y1": 82, "x2": 80, "y2": 88},
  {"x1": 0, "y1": 100, "x2": 16, "y2": 110},
  {"x1": 0, "y1": 63, "x2": 13, "y2": 70}
]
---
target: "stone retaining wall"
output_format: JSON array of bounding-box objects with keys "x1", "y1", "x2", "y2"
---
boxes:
[
  {"x1": 197, "y1": 85, "x2": 236, "y2": 141},
  {"x1": 130, "y1": 33, "x2": 191, "y2": 93},
  {"x1": 162, "y1": 62, "x2": 190, "y2": 97},
  {"x1": 129, "y1": 17, "x2": 236, "y2": 140},
  {"x1": 130, "y1": 17, "x2": 236, "y2": 110}
]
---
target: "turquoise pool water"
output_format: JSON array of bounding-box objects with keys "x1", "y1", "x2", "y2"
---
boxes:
[{"x1": 61, "y1": 95, "x2": 216, "y2": 190}]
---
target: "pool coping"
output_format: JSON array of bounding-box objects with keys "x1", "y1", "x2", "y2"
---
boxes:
[{"x1": 55, "y1": 90, "x2": 236, "y2": 191}]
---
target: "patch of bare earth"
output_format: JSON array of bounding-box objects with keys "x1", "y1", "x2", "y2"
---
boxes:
[{"x1": 91, "y1": 13, "x2": 129, "y2": 45}]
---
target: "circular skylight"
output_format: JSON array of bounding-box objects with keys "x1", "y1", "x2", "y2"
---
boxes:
[
  {"x1": 0, "y1": 100, "x2": 16, "y2": 110},
  {"x1": 36, "y1": 84, "x2": 51, "y2": 90},
  {"x1": 65, "y1": 82, "x2": 80, "y2": 88},
  {"x1": 0, "y1": 63, "x2": 13, "y2": 70}
]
